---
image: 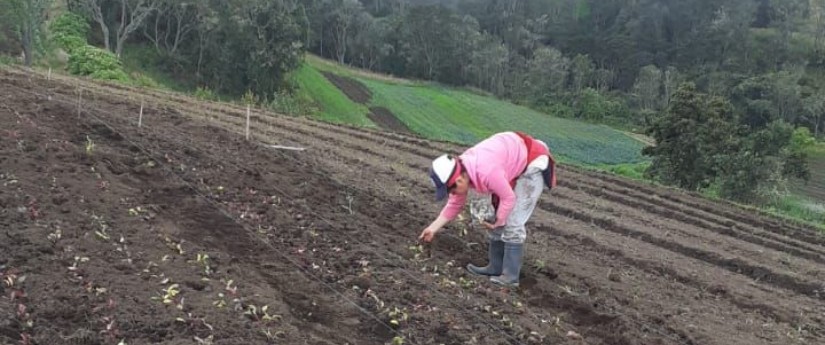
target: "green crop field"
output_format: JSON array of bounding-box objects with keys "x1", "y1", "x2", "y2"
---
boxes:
[
  {"x1": 297, "y1": 55, "x2": 647, "y2": 166},
  {"x1": 292, "y1": 64, "x2": 375, "y2": 127}
]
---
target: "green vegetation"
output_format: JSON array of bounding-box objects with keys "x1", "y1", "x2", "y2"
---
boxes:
[
  {"x1": 119, "y1": 45, "x2": 188, "y2": 92},
  {"x1": 362, "y1": 78, "x2": 644, "y2": 165},
  {"x1": 67, "y1": 45, "x2": 129, "y2": 82},
  {"x1": 48, "y1": 12, "x2": 88, "y2": 54},
  {"x1": 595, "y1": 162, "x2": 650, "y2": 181},
  {"x1": 644, "y1": 83, "x2": 811, "y2": 202},
  {"x1": 765, "y1": 196, "x2": 825, "y2": 232},
  {"x1": 0, "y1": 55, "x2": 14, "y2": 65},
  {"x1": 291, "y1": 64, "x2": 374, "y2": 127},
  {"x1": 296, "y1": 56, "x2": 646, "y2": 165},
  {"x1": 49, "y1": 12, "x2": 131, "y2": 84}
]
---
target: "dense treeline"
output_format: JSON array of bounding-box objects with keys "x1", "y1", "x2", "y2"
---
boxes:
[{"x1": 304, "y1": 0, "x2": 825, "y2": 137}]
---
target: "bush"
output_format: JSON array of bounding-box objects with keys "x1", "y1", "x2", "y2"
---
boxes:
[
  {"x1": 194, "y1": 86, "x2": 218, "y2": 101},
  {"x1": 50, "y1": 13, "x2": 90, "y2": 38},
  {"x1": 50, "y1": 13, "x2": 89, "y2": 53},
  {"x1": 574, "y1": 88, "x2": 634, "y2": 123},
  {"x1": 268, "y1": 91, "x2": 317, "y2": 116},
  {"x1": 52, "y1": 33, "x2": 86, "y2": 53},
  {"x1": 68, "y1": 45, "x2": 129, "y2": 82},
  {"x1": 131, "y1": 72, "x2": 160, "y2": 88},
  {"x1": 0, "y1": 55, "x2": 15, "y2": 65}
]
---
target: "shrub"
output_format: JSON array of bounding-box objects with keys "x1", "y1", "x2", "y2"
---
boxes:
[
  {"x1": 50, "y1": 13, "x2": 89, "y2": 53},
  {"x1": 194, "y1": 86, "x2": 218, "y2": 101},
  {"x1": 131, "y1": 72, "x2": 160, "y2": 88},
  {"x1": 68, "y1": 45, "x2": 129, "y2": 82}
]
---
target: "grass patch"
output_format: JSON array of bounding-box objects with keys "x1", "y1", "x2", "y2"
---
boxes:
[
  {"x1": 764, "y1": 195, "x2": 825, "y2": 232},
  {"x1": 592, "y1": 162, "x2": 650, "y2": 180},
  {"x1": 291, "y1": 64, "x2": 374, "y2": 127}
]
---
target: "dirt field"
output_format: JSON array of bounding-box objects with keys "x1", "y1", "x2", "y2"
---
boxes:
[{"x1": 1, "y1": 66, "x2": 824, "y2": 345}]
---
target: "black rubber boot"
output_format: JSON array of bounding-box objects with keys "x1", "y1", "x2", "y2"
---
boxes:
[
  {"x1": 490, "y1": 242, "x2": 524, "y2": 287},
  {"x1": 466, "y1": 240, "x2": 504, "y2": 276}
]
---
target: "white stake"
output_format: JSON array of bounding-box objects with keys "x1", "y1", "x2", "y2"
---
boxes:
[
  {"x1": 139, "y1": 100, "x2": 144, "y2": 128},
  {"x1": 246, "y1": 105, "x2": 251, "y2": 140},
  {"x1": 47, "y1": 68, "x2": 51, "y2": 81},
  {"x1": 77, "y1": 89, "x2": 82, "y2": 118},
  {"x1": 268, "y1": 145, "x2": 306, "y2": 151}
]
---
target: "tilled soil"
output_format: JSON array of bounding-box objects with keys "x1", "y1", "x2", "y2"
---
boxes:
[
  {"x1": 1, "y1": 67, "x2": 824, "y2": 345},
  {"x1": 368, "y1": 107, "x2": 412, "y2": 134}
]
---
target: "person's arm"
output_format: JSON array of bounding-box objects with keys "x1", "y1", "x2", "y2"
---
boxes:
[
  {"x1": 419, "y1": 193, "x2": 467, "y2": 242},
  {"x1": 486, "y1": 169, "x2": 516, "y2": 228}
]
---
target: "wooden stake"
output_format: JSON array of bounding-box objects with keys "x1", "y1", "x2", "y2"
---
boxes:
[
  {"x1": 47, "y1": 68, "x2": 51, "y2": 81},
  {"x1": 246, "y1": 105, "x2": 251, "y2": 140},
  {"x1": 77, "y1": 89, "x2": 82, "y2": 118},
  {"x1": 139, "y1": 99, "x2": 144, "y2": 128}
]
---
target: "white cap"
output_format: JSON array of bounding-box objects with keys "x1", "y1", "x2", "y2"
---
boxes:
[{"x1": 429, "y1": 154, "x2": 461, "y2": 201}]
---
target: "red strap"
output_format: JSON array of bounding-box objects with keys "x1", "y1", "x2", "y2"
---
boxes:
[{"x1": 492, "y1": 132, "x2": 556, "y2": 211}]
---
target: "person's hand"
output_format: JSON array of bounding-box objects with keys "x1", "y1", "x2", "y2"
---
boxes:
[
  {"x1": 481, "y1": 221, "x2": 497, "y2": 230},
  {"x1": 419, "y1": 227, "x2": 439, "y2": 243}
]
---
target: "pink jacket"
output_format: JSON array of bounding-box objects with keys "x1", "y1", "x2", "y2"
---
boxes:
[{"x1": 439, "y1": 132, "x2": 529, "y2": 227}]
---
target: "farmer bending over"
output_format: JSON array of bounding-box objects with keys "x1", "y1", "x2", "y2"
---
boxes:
[{"x1": 419, "y1": 131, "x2": 556, "y2": 287}]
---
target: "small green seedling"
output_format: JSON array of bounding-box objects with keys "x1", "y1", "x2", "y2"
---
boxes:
[
  {"x1": 196, "y1": 253, "x2": 212, "y2": 275},
  {"x1": 459, "y1": 277, "x2": 475, "y2": 288},
  {"x1": 161, "y1": 284, "x2": 180, "y2": 305},
  {"x1": 213, "y1": 293, "x2": 227, "y2": 309},
  {"x1": 47, "y1": 228, "x2": 62, "y2": 244},
  {"x1": 262, "y1": 328, "x2": 285, "y2": 341},
  {"x1": 387, "y1": 307, "x2": 408, "y2": 328},
  {"x1": 85, "y1": 136, "x2": 95, "y2": 155}
]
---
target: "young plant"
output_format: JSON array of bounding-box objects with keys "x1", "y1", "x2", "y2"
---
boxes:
[
  {"x1": 47, "y1": 227, "x2": 62, "y2": 244},
  {"x1": 262, "y1": 328, "x2": 285, "y2": 341},
  {"x1": 458, "y1": 277, "x2": 475, "y2": 289},
  {"x1": 387, "y1": 307, "x2": 409, "y2": 328},
  {"x1": 195, "y1": 253, "x2": 212, "y2": 276},
  {"x1": 85, "y1": 135, "x2": 95, "y2": 155},
  {"x1": 212, "y1": 293, "x2": 227, "y2": 309},
  {"x1": 152, "y1": 283, "x2": 182, "y2": 309},
  {"x1": 91, "y1": 214, "x2": 110, "y2": 241}
]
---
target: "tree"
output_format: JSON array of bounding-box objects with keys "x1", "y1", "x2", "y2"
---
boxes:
[
  {"x1": 142, "y1": 0, "x2": 197, "y2": 56},
  {"x1": 644, "y1": 83, "x2": 739, "y2": 191},
  {"x1": 569, "y1": 54, "x2": 594, "y2": 94},
  {"x1": 662, "y1": 66, "x2": 683, "y2": 107},
  {"x1": 522, "y1": 46, "x2": 569, "y2": 102},
  {"x1": 349, "y1": 13, "x2": 390, "y2": 70},
  {"x1": 391, "y1": 5, "x2": 479, "y2": 82},
  {"x1": 645, "y1": 83, "x2": 809, "y2": 201},
  {"x1": 78, "y1": 0, "x2": 158, "y2": 57},
  {"x1": 191, "y1": 0, "x2": 305, "y2": 97},
  {"x1": 328, "y1": 0, "x2": 362, "y2": 64},
  {"x1": 633, "y1": 65, "x2": 663, "y2": 111},
  {"x1": 770, "y1": 66, "x2": 804, "y2": 124},
  {"x1": 468, "y1": 33, "x2": 509, "y2": 95},
  {"x1": 1, "y1": 0, "x2": 51, "y2": 66},
  {"x1": 802, "y1": 90, "x2": 825, "y2": 137},
  {"x1": 592, "y1": 68, "x2": 614, "y2": 92}
]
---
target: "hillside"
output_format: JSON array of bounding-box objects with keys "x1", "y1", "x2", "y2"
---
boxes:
[
  {"x1": 294, "y1": 55, "x2": 647, "y2": 166},
  {"x1": 2, "y1": 65, "x2": 824, "y2": 345}
]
